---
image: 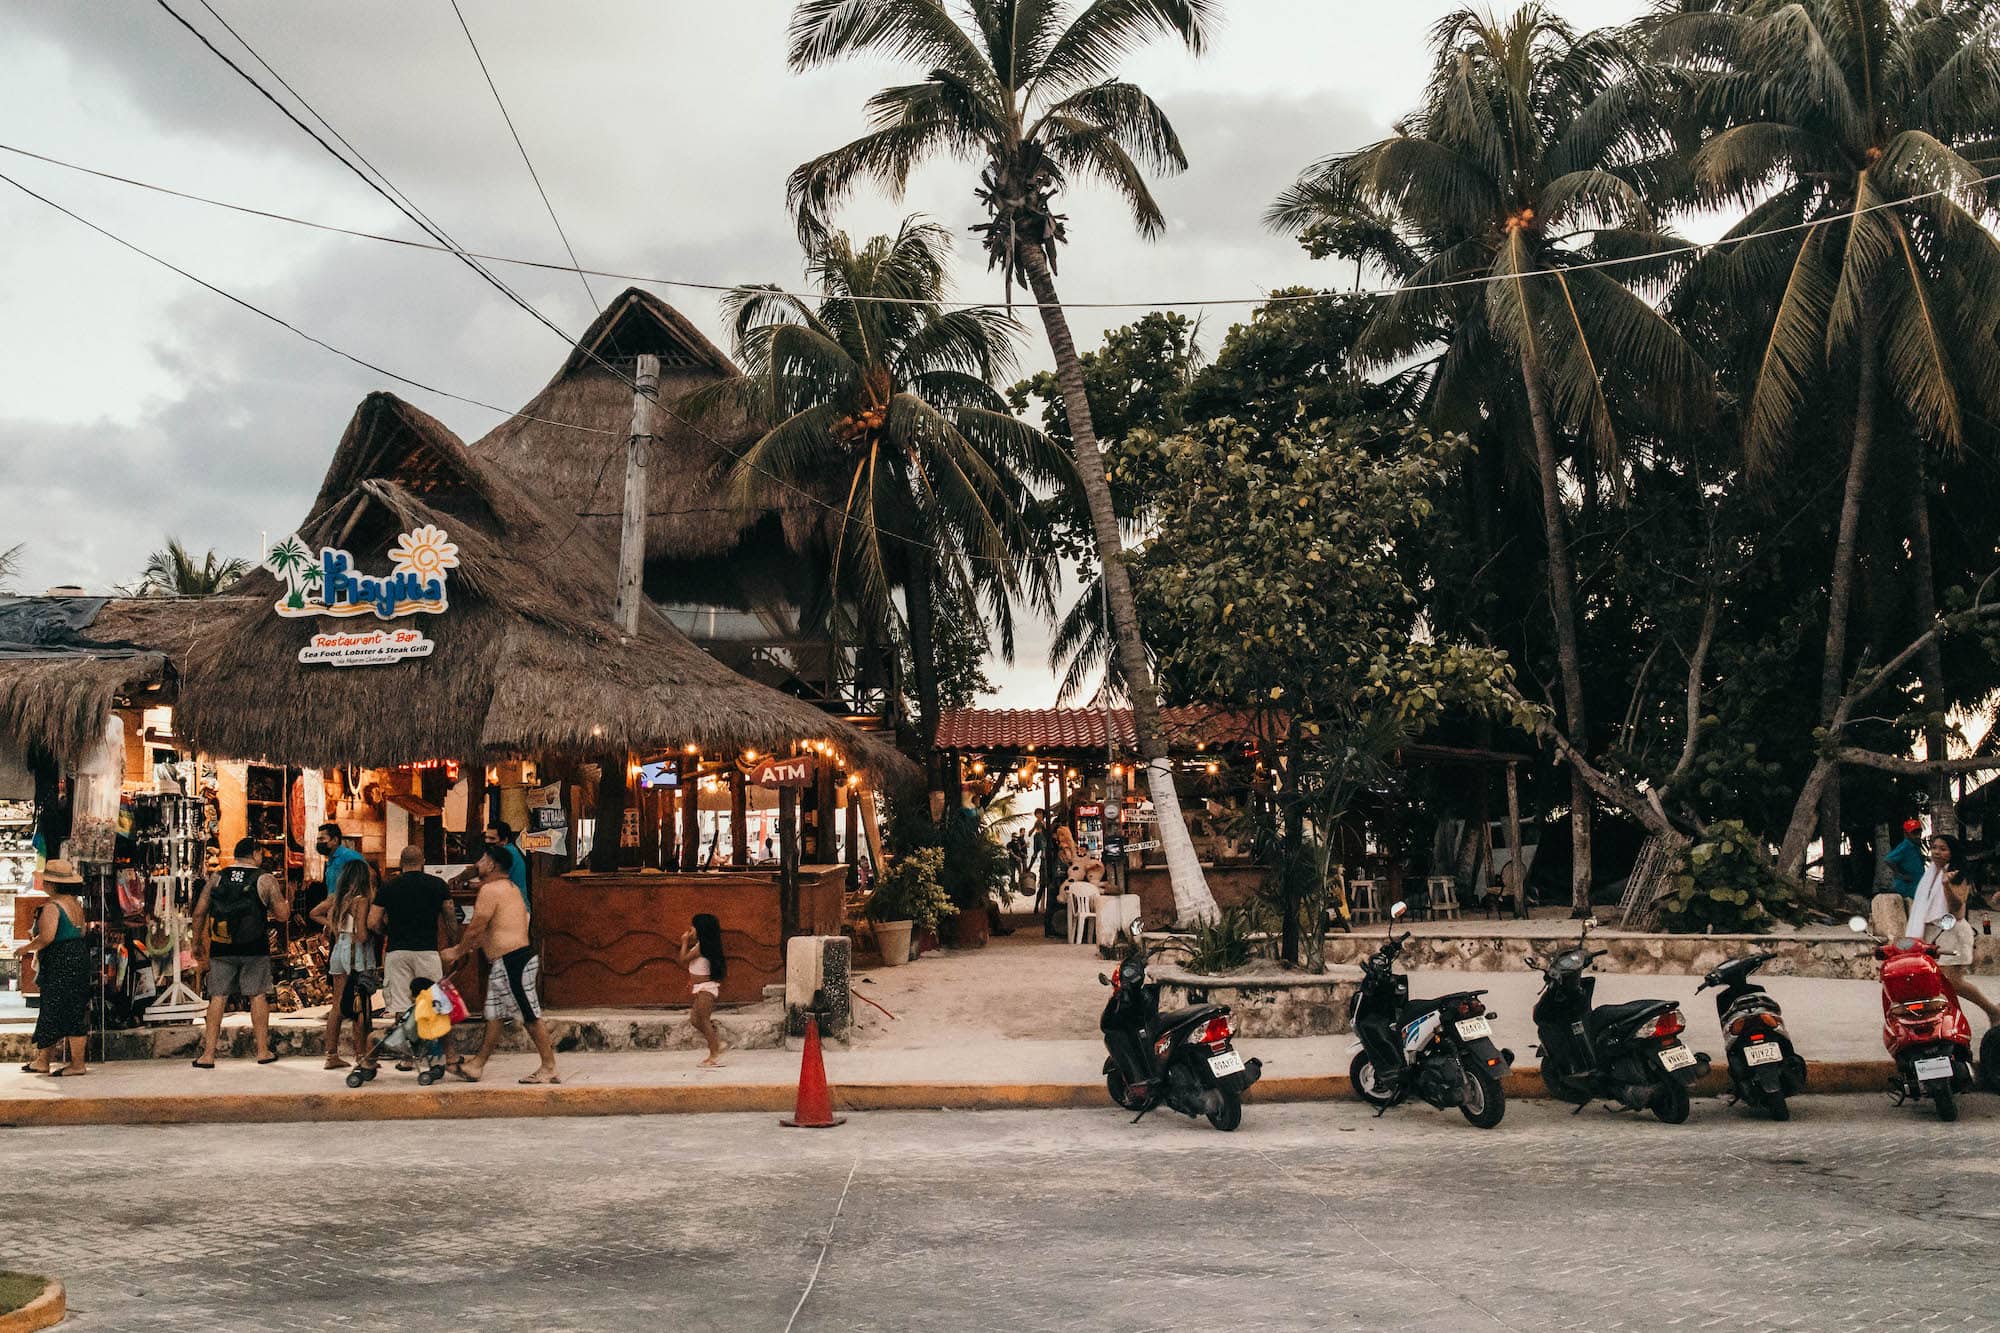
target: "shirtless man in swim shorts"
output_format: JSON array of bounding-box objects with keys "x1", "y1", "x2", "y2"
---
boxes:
[{"x1": 441, "y1": 846, "x2": 559, "y2": 1084}]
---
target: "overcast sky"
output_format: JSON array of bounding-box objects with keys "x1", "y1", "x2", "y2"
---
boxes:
[{"x1": 0, "y1": 0, "x2": 1643, "y2": 704}]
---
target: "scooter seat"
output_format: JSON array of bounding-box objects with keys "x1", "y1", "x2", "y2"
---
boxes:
[
  {"x1": 1588, "y1": 998, "x2": 1673, "y2": 1037},
  {"x1": 1147, "y1": 1003, "x2": 1225, "y2": 1041}
]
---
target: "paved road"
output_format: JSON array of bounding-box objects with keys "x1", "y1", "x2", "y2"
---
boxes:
[{"x1": 14, "y1": 1094, "x2": 1999, "y2": 1331}]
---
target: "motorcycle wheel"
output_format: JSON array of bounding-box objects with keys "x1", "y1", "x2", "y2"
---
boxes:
[
  {"x1": 1928, "y1": 1080, "x2": 1959, "y2": 1122},
  {"x1": 1538, "y1": 1055, "x2": 1590, "y2": 1106},
  {"x1": 1762, "y1": 1092, "x2": 1790, "y2": 1122},
  {"x1": 1457, "y1": 1059, "x2": 1506, "y2": 1128},
  {"x1": 1106, "y1": 1067, "x2": 1136, "y2": 1110},
  {"x1": 1348, "y1": 1051, "x2": 1394, "y2": 1107},
  {"x1": 1651, "y1": 1080, "x2": 1691, "y2": 1124},
  {"x1": 1206, "y1": 1089, "x2": 1242, "y2": 1132},
  {"x1": 1980, "y1": 1029, "x2": 2000, "y2": 1093}
]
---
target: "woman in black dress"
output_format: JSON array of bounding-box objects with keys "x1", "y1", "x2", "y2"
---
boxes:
[{"x1": 21, "y1": 858, "x2": 91, "y2": 1076}]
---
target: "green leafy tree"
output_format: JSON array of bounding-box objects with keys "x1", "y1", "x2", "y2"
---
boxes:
[
  {"x1": 786, "y1": 0, "x2": 1226, "y2": 924},
  {"x1": 1267, "y1": 5, "x2": 1714, "y2": 913},
  {"x1": 137, "y1": 539, "x2": 249, "y2": 597},
  {"x1": 1130, "y1": 413, "x2": 1528, "y2": 964},
  {"x1": 691, "y1": 219, "x2": 1066, "y2": 750},
  {"x1": 1647, "y1": 0, "x2": 2000, "y2": 884}
]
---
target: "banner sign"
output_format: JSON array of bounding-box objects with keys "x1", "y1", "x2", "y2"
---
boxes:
[
  {"x1": 297, "y1": 626, "x2": 435, "y2": 667},
  {"x1": 518, "y1": 781, "x2": 568, "y2": 856},
  {"x1": 264, "y1": 524, "x2": 458, "y2": 621},
  {"x1": 1076, "y1": 803, "x2": 1102, "y2": 818},
  {"x1": 750, "y1": 754, "x2": 816, "y2": 789},
  {"x1": 1121, "y1": 839, "x2": 1162, "y2": 852}
]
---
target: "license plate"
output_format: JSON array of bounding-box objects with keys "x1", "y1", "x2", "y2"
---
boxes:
[
  {"x1": 1659, "y1": 1044, "x2": 1697, "y2": 1072},
  {"x1": 1913, "y1": 1056, "x2": 1953, "y2": 1082},
  {"x1": 1455, "y1": 1017, "x2": 1492, "y2": 1040},
  {"x1": 1207, "y1": 1050, "x2": 1246, "y2": 1078},
  {"x1": 1743, "y1": 1042, "x2": 1782, "y2": 1067}
]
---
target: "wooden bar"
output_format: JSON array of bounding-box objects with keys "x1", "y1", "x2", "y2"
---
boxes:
[{"x1": 537, "y1": 866, "x2": 848, "y2": 1006}]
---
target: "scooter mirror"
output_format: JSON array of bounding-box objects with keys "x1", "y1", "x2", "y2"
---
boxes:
[
  {"x1": 1127, "y1": 919, "x2": 1144, "y2": 943},
  {"x1": 1937, "y1": 913, "x2": 1957, "y2": 932},
  {"x1": 1522, "y1": 954, "x2": 1540, "y2": 970},
  {"x1": 1847, "y1": 915, "x2": 1869, "y2": 933},
  {"x1": 1585, "y1": 916, "x2": 1600, "y2": 930},
  {"x1": 1390, "y1": 901, "x2": 1408, "y2": 920}
]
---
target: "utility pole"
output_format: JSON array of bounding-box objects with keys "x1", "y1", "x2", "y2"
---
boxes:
[{"x1": 615, "y1": 353, "x2": 660, "y2": 636}]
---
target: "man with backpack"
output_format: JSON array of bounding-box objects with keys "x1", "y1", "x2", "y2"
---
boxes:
[{"x1": 191, "y1": 837, "x2": 292, "y2": 1068}]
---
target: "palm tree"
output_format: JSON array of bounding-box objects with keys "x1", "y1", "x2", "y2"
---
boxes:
[
  {"x1": 1266, "y1": 5, "x2": 1712, "y2": 914},
  {"x1": 0, "y1": 543, "x2": 20, "y2": 592},
  {"x1": 137, "y1": 539, "x2": 249, "y2": 596},
  {"x1": 1648, "y1": 0, "x2": 2000, "y2": 886},
  {"x1": 785, "y1": 0, "x2": 1225, "y2": 923},
  {"x1": 691, "y1": 219, "x2": 1067, "y2": 751}
]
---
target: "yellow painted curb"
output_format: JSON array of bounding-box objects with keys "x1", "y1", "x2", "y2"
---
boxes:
[
  {"x1": 0, "y1": 1278, "x2": 64, "y2": 1333},
  {"x1": 0, "y1": 1060, "x2": 1909, "y2": 1126}
]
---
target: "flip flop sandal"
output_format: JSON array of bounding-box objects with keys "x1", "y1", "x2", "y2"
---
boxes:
[
  {"x1": 20, "y1": 1064, "x2": 47, "y2": 1074},
  {"x1": 257, "y1": 1055, "x2": 281, "y2": 1065},
  {"x1": 192, "y1": 1060, "x2": 216, "y2": 1070}
]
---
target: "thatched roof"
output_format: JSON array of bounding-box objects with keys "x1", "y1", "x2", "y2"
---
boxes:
[
  {"x1": 176, "y1": 392, "x2": 907, "y2": 779},
  {"x1": 471, "y1": 287, "x2": 835, "y2": 563},
  {"x1": 0, "y1": 595, "x2": 244, "y2": 766}
]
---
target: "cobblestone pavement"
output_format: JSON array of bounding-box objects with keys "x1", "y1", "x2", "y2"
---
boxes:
[{"x1": 13, "y1": 1093, "x2": 1999, "y2": 1331}]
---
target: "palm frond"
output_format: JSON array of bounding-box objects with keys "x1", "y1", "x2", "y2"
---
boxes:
[
  {"x1": 1031, "y1": 0, "x2": 1218, "y2": 100},
  {"x1": 1034, "y1": 79, "x2": 1186, "y2": 174}
]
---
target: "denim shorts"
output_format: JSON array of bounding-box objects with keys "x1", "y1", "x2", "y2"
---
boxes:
[{"x1": 206, "y1": 954, "x2": 272, "y2": 999}]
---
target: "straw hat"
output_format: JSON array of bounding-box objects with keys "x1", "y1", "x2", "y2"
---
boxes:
[{"x1": 40, "y1": 859, "x2": 83, "y2": 885}]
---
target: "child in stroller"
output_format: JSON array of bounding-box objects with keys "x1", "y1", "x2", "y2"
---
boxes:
[{"x1": 347, "y1": 977, "x2": 461, "y2": 1088}]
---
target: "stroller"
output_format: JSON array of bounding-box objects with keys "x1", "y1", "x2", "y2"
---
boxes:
[{"x1": 347, "y1": 977, "x2": 467, "y2": 1089}]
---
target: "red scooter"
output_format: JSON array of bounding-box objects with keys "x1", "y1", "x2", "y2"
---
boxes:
[{"x1": 1857, "y1": 914, "x2": 1977, "y2": 1121}]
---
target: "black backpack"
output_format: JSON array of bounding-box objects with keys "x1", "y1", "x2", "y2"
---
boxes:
[{"x1": 207, "y1": 865, "x2": 269, "y2": 956}]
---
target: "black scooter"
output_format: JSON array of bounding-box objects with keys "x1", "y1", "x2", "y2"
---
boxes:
[
  {"x1": 1099, "y1": 920, "x2": 1263, "y2": 1130},
  {"x1": 1697, "y1": 951, "x2": 1807, "y2": 1120},
  {"x1": 1528, "y1": 918, "x2": 1710, "y2": 1123},
  {"x1": 1349, "y1": 902, "x2": 1514, "y2": 1127}
]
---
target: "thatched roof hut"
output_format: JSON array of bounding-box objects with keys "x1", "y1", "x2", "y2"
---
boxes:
[
  {"x1": 175, "y1": 391, "x2": 905, "y2": 778},
  {"x1": 0, "y1": 594, "x2": 243, "y2": 767}
]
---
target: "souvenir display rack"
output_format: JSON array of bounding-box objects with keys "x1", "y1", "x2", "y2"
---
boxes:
[
  {"x1": 124, "y1": 793, "x2": 209, "y2": 1024},
  {"x1": 0, "y1": 798, "x2": 32, "y2": 950}
]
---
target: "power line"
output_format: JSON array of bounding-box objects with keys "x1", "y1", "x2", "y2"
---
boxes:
[
  {"x1": 447, "y1": 0, "x2": 599, "y2": 312},
  {"x1": 9, "y1": 136, "x2": 2000, "y2": 312}
]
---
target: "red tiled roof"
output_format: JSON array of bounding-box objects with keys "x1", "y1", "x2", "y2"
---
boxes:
[{"x1": 934, "y1": 706, "x2": 1273, "y2": 753}]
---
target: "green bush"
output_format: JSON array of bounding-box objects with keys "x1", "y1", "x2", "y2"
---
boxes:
[
  {"x1": 1181, "y1": 904, "x2": 1267, "y2": 975},
  {"x1": 866, "y1": 847, "x2": 956, "y2": 934},
  {"x1": 1658, "y1": 821, "x2": 1797, "y2": 933},
  {"x1": 883, "y1": 796, "x2": 1010, "y2": 911}
]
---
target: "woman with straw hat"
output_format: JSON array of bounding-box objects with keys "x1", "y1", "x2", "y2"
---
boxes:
[{"x1": 19, "y1": 859, "x2": 90, "y2": 1076}]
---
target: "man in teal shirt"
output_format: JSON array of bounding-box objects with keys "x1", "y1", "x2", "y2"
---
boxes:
[
  {"x1": 1873, "y1": 817, "x2": 1926, "y2": 940},
  {"x1": 485, "y1": 821, "x2": 530, "y2": 909},
  {"x1": 317, "y1": 822, "x2": 366, "y2": 897}
]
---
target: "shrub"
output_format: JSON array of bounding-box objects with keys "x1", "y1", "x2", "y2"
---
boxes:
[
  {"x1": 865, "y1": 847, "x2": 956, "y2": 934},
  {"x1": 1181, "y1": 904, "x2": 1267, "y2": 975},
  {"x1": 1658, "y1": 821, "x2": 1797, "y2": 933}
]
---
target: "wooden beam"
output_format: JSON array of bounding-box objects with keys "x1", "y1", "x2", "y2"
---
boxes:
[
  {"x1": 730, "y1": 769, "x2": 748, "y2": 868},
  {"x1": 680, "y1": 756, "x2": 700, "y2": 872},
  {"x1": 615, "y1": 354, "x2": 659, "y2": 635},
  {"x1": 778, "y1": 786, "x2": 799, "y2": 939}
]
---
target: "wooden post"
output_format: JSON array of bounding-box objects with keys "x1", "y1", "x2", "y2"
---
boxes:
[
  {"x1": 680, "y1": 757, "x2": 701, "y2": 871},
  {"x1": 615, "y1": 353, "x2": 660, "y2": 636},
  {"x1": 637, "y1": 774, "x2": 662, "y2": 870},
  {"x1": 778, "y1": 786, "x2": 799, "y2": 939},
  {"x1": 419, "y1": 765, "x2": 447, "y2": 863},
  {"x1": 816, "y1": 759, "x2": 838, "y2": 863},
  {"x1": 464, "y1": 759, "x2": 487, "y2": 852},
  {"x1": 730, "y1": 769, "x2": 749, "y2": 868},
  {"x1": 661, "y1": 781, "x2": 677, "y2": 869},
  {"x1": 589, "y1": 753, "x2": 624, "y2": 873},
  {"x1": 1505, "y1": 761, "x2": 1525, "y2": 916},
  {"x1": 844, "y1": 781, "x2": 860, "y2": 889}
]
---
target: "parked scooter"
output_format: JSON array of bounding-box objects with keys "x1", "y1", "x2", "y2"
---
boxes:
[
  {"x1": 1696, "y1": 951, "x2": 1807, "y2": 1120},
  {"x1": 1099, "y1": 919, "x2": 1263, "y2": 1130},
  {"x1": 1527, "y1": 918, "x2": 1710, "y2": 1122},
  {"x1": 1349, "y1": 902, "x2": 1514, "y2": 1127},
  {"x1": 1851, "y1": 914, "x2": 1976, "y2": 1121}
]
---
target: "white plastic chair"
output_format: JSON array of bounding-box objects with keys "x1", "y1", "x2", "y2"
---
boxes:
[{"x1": 1068, "y1": 885, "x2": 1100, "y2": 944}]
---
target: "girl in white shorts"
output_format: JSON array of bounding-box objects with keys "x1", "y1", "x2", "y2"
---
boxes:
[{"x1": 680, "y1": 913, "x2": 727, "y2": 1067}]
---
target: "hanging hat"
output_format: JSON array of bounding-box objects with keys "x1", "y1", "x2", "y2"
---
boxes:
[{"x1": 40, "y1": 859, "x2": 83, "y2": 885}]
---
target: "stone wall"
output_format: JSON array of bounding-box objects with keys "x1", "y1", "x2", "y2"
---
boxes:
[
  {"x1": 1318, "y1": 930, "x2": 1898, "y2": 980},
  {"x1": 1152, "y1": 964, "x2": 1360, "y2": 1037}
]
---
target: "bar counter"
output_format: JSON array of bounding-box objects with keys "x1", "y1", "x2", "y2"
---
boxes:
[{"x1": 536, "y1": 865, "x2": 847, "y2": 1006}]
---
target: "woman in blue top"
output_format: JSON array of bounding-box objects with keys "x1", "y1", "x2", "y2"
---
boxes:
[{"x1": 20, "y1": 859, "x2": 90, "y2": 1076}]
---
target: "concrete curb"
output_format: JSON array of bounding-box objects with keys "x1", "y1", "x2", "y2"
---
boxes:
[
  {"x1": 0, "y1": 1060, "x2": 1910, "y2": 1127},
  {"x1": 0, "y1": 1278, "x2": 64, "y2": 1333}
]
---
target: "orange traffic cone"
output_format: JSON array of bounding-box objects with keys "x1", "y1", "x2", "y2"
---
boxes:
[{"x1": 780, "y1": 1015, "x2": 846, "y2": 1128}]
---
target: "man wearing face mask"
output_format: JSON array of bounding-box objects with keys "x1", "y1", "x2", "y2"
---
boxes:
[{"x1": 316, "y1": 822, "x2": 365, "y2": 921}]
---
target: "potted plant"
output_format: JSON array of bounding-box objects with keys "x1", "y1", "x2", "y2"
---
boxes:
[
  {"x1": 865, "y1": 847, "x2": 953, "y2": 966},
  {"x1": 940, "y1": 812, "x2": 1012, "y2": 949}
]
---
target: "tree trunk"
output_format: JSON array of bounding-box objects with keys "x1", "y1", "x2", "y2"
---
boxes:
[
  {"x1": 1517, "y1": 345, "x2": 1594, "y2": 916},
  {"x1": 1280, "y1": 718, "x2": 1303, "y2": 965},
  {"x1": 1907, "y1": 443, "x2": 1954, "y2": 834},
  {"x1": 1814, "y1": 314, "x2": 1882, "y2": 899},
  {"x1": 1018, "y1": 244, "x2": 1217, "y2": 924},
  {"x1": 904, "y1": 557, "x2": 942, "y2": 754}
]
